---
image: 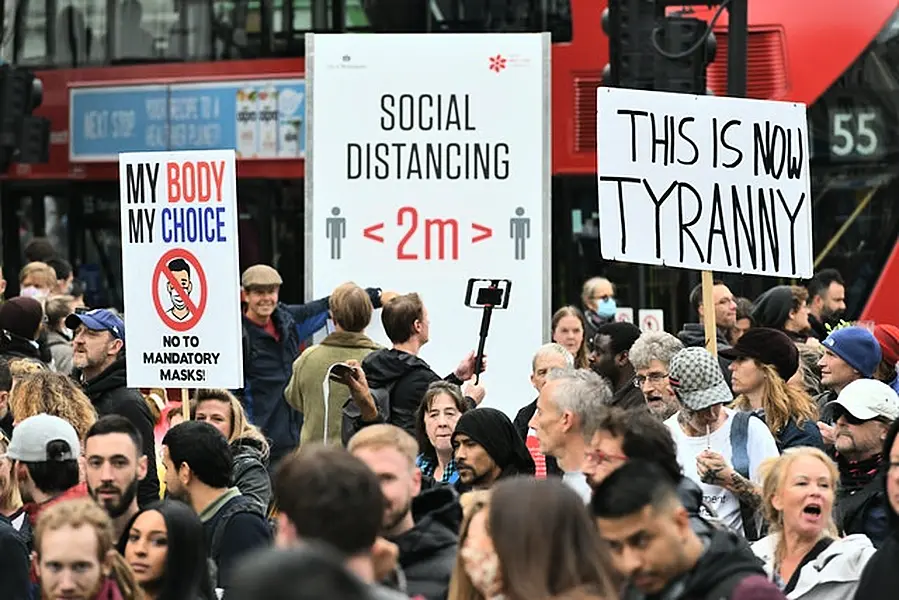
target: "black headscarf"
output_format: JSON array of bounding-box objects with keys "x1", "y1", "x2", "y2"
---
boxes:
[{"x1": 452, "y1": 407, "x2": 535, "y2": 479}]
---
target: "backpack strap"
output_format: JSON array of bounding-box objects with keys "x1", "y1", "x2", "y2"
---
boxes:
[
  {"x1": 730, "y1": 411, "x2": 752, "y2": 479},
  {"x1": 730, "y1": 411, "x2": 767, "y2": 541},
  {"x1": 209, "y1": 497, "x2": 265, "y2": 561}
]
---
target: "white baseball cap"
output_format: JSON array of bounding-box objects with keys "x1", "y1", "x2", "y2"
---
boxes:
[
  {"x1": 829, "y1": 379, "x2": 899, "y2": 422},
  {"x1": 6, "y1": 414, "x2": 81, "y2": 462}
]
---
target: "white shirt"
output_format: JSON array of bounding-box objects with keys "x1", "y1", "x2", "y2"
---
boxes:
[
  {"x1": 562, "y1": 471, "x2": 593, "y2": 503},
  {"x1": 665, "y1": 408, "x2": 779, "y2": 534}
]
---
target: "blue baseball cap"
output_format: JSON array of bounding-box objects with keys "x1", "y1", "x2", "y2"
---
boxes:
[
  {"x1": 822, "y1": 326, "x2": 882, "y2": 379},
  {"x1": 65, "y1": 308, "x2": 125, "y2": 341}
]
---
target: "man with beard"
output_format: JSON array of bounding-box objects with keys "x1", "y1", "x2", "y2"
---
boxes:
[
  {"x1": 67, "y1": 309, "x2": 159, "y2": 506},
  {"x1": 349, "y1": 424, "x2": 461, "y2": 600},
  {"x1": 592, "y1": 461, "x2": 776, "y2": 600},
  {"x1": 589, "y1": 322, "x2": 646, "y2": 410},
  {"x1": 806, "y1": 268, "x2": 847, "y2": 340},
  {"x1": 162, "y1": 421, "x2": 271, "y2": 588},
  {"x1": 628, "y1": 331, "x2": 684, "y2": 421},
  {"x1": 452, "y1": 408, "x2": 535, "y2": 491},
  {"x1": 84, "y1": 415, "x2": 147, "y2": 540},
  {"x1": 826, "y1": 378, "x2": 899, "y2": 548}
]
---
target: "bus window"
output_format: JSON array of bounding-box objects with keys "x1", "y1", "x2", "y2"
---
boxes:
[
  {"x1": 6, "y1": 0, "x2": 48, "y2": 65},
  {"x1": 361, "y1": 0, "x2": 572, "y2": 41},
  {"x1": 55, "y1": 0, "x2": 108, "y2": 66}
]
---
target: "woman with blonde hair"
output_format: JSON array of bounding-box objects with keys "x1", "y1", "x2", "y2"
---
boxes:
[
  {"x1": 10, "y1": 369, "x2": 97, "y2": 440},
  {"x1": 449, "y1": 478, "x2": 616, "y2": 600},
  {"x1": 551, "y1": 306, "x2": 589, "y2": 369},
  {"x1": 192, "y1": 388, "x2": 272, "y2": 511},
  {"x1": 751, "y1": 447, "x2": 875, "y2": 598},
  {"x1": 722, "y1": 328, "x2": 823, "y2": 450},
  {"x1": 34, "y1": 497, "x2": 144, "y2": 600},
  {"x1": 0, "y1": 431, "x2": 26, "y2": 534}
]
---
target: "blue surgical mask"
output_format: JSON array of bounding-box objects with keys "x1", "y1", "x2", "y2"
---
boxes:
[{"x1": 597, "y1": 297, "x2": 617, "y2": 318}]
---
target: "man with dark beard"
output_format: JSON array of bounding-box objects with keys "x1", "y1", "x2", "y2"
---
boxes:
[
  {"x1": 452, "y1": 408, "x2": 535, "y2": 491},
  {"x1": 83, "y1": 415, "x2": 147, "y2": 540}
]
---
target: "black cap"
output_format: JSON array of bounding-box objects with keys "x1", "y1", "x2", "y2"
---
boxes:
[{"x1": 719, "y1": 327, "x2": 799, "y2": 381}]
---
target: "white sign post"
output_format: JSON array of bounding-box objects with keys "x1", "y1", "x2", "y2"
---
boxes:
[
  {"x1": 118, "y1": 149, "x2": 243, "y2": 390},
  {"x1": 597, "y1": 88, "x2": 813, "y2": 278},
  {"x1": 306, "y1": 33, "x2": 551, "y2": 417}
]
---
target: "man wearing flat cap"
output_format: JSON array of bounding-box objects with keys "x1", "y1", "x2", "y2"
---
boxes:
[{"x1": 238, "y1": 264, "x2": 384, "y2": 469}]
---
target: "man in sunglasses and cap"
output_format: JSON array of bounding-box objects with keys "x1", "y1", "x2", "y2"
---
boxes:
[{"x1": 827, "y1": 378, "x2": 899, "y2": 548}]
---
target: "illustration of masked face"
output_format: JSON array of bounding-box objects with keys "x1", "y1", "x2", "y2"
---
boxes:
[{"x1": 167, "y1": 270, "x2": 193, "y2": 309}]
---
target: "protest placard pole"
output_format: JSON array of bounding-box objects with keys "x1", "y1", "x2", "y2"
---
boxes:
[
  {"x1": 701, "y1": 271, "x2": 718, "y2": 355},
  {"x1": 181, "y1": 389, "x2": 190, "y2": 421}
]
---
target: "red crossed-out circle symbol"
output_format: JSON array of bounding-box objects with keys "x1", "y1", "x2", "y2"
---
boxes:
[
  {"x1": 642, "y1": 314, "x2": 660, "y2": 331},
  {"x1": 152, "y1": 248, "x2": 208, "y2": 332}
]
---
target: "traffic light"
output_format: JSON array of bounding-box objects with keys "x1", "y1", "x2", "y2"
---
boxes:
[
  {"x1": 601, "y1": 0, "x2": 660, "y2": 89},
  {"x1": 652, "y1": 15, "x2": 716, "y2": 95},
  {"x1": 0, "y1": 66, "x2": 50, "y2": 171}
]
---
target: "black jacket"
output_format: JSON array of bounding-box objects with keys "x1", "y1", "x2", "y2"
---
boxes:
[
  {"x1": 623, "y1": 529, "x2": 767, "y2": 600},
  {"x1": 362, "y1": 349, "x2": 464, "y2": 436},
  {"x1": 512, "y1": 399, "x2": 562, "y2": 477},
  {"x1": 231, "y1": 437, "x2": 272, "y2": 513},
  {"x1": 676, "y1": 324, "x2": 734, "y2": 386},
  {"x1": 388, "y1": 486, "x2": 462, "y2": 600},
  {"x1": 0, "y1": 515, "x2": 30, "y2": 600},
  {"x1": 610, "y1": 377, "x2": 649, "y2": 411},
  {"x1": 854, "y1": 465, "x2": 899, "y2": 599},
  {"x1": 82, "y1": 356, "x2": 159, "y2": 507},
  {"x1": 238, "y1": 301, "x2": 325, "y2": 465}
]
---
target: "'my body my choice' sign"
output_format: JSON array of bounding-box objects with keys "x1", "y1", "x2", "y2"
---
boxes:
[{"x1": 597, "y1": 88, "x2": 813, "y2": 278}]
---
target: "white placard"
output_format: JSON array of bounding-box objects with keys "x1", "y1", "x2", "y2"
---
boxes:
[
  {"x1": 615, "y1": 307, "x2": 634, "y2": 323},
  {"x1": 596, "y1": 88, "x2": 813, "y2": 278},
  {"x1": 118, "y1": 149, "x2": 243, "y2": 389},
  {"x1": 638, "y1": 309, "x2": 665, "y2": 333},
  {"x1": 306, "y1": 34, "x2": 551, "y2": 417}
]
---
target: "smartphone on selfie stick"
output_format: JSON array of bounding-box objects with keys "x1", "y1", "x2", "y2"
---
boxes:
[{"x1": 464, "y1": 279, "x2": 512, "y2": 385}]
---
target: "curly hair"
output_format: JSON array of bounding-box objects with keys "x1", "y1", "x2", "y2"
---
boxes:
[{"x1": 10, "y1": 371, "x2": 97, "y2": 441}]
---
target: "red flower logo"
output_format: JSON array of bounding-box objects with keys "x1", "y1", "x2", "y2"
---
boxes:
[{"x1": 488, "y1": 54, "x2": 507, "y2": 73}]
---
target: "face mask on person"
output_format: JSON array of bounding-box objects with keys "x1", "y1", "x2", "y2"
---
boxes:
[
  {"x1": 19, "y1": 286, "x2": 47, "y2": 300},
  {"x1": 461, "y1": 546, "x2": 503, "y2": 599},
  {"x1": 597, "y1": 297, "x2": 617, "y2": 318}
]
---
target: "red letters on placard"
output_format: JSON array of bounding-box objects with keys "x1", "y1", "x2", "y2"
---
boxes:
[{"x1": 166, "y1": 161, "x2": 226, "y2": 204}]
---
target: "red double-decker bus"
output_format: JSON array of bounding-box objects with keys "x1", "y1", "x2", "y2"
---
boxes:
[{"x1": 0, "y1": 0, "x2": 896, "y2": 326}]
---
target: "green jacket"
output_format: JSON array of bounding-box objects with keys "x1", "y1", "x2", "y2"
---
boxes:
[{"x1": 285, "y1": 331, "x2": 381, "y2": 445}]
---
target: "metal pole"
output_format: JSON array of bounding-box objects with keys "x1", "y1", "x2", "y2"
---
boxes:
[{"x1": 726, "y1": 0, "x2": 748, "y2": 97}]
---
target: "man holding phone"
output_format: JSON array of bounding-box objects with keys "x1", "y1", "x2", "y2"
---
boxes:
[{"x1": 341, "y1": 293, "x2": 485, "y2": 439}]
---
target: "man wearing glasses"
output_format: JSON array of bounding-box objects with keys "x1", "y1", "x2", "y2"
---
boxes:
[
  {"x1": 826, "y1": 378, "x2": 899, "y2": 548},
  {"x1": 628, "y1": 331, "x2": 684, "y2": 421}
]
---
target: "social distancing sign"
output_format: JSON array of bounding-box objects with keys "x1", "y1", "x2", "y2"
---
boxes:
[{"x1": 119, "y1": 149, "x2": 243, "y2": 389}]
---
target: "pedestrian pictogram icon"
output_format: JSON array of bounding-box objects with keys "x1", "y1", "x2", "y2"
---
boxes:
[{"x1": 152, "y1": 248, "x2": 208, "y2": 332}]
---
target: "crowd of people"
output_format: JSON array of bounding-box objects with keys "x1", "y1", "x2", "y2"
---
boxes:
[{"x1": 1, "y1": 237, "x2": 898, "y2": 600}]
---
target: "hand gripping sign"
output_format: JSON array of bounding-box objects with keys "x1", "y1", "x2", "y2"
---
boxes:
[{"x1": 152, "y1": 248, "x2": 208, "y2": 332}]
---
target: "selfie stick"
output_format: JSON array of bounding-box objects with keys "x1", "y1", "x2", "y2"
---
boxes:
[{"x1": 473, "y1": 298, "x2": 494, "y2": 385}]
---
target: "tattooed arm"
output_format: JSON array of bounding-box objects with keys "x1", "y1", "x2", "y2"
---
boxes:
[
  {"x1": 696, "y1": 450, "x2": 763, "y2": 510},
  {"x1": 724, "y1": 470, "x2": 762, "y2": 510}
]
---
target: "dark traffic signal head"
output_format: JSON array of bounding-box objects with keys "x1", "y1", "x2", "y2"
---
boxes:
[{"x1": 0, "y1": 66, "x2": 50, "y2": 170}]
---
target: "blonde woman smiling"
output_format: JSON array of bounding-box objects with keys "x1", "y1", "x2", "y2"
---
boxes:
[{"x1": 752, "y1": 447, "x2": 875, "y2": 599}]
